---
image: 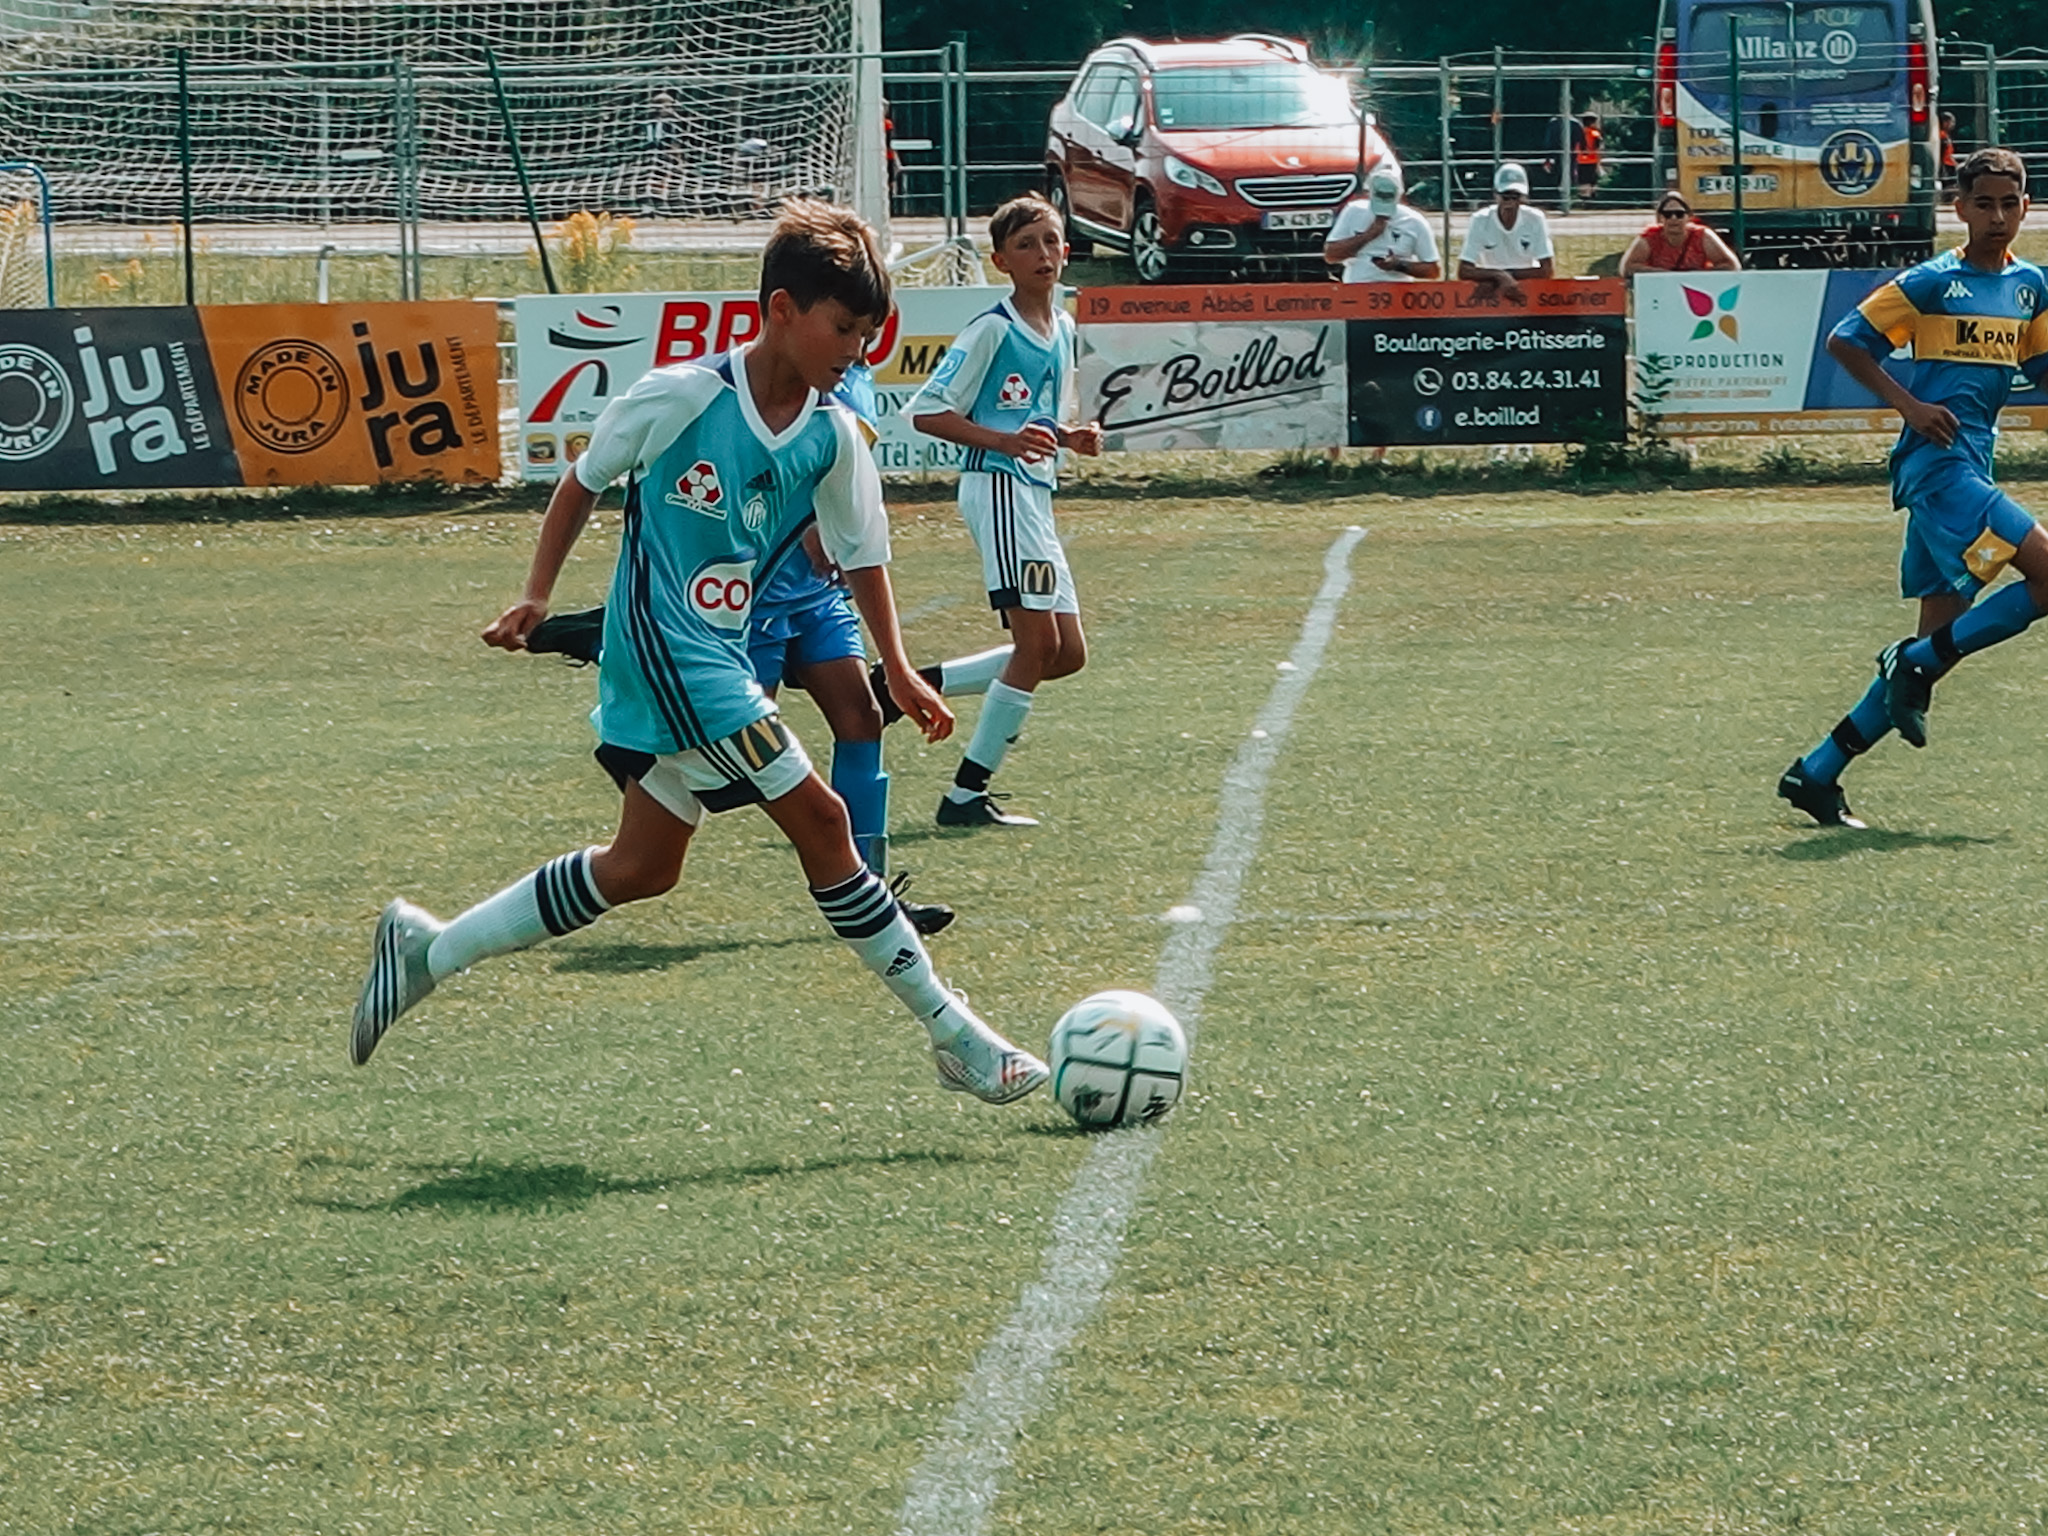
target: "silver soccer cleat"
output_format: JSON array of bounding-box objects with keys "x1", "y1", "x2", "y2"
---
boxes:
[
  {"x1": 349, "y1": 898, "x2": 445, "y2": 1066},
  {"x1": 929, "y1": 991, "x2": 1049, "y2": 1105}
]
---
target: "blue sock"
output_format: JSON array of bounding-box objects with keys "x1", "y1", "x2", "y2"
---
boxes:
[
  {"x1": 830, "y1": 738, "x2": 889, "y2": 876},
  {"x1": 1903, "y1": 582, "x2": 2042, "y2": 671},
  {"x1": 1801, "y1": 675, "x2": 1890, "y2": 784}
]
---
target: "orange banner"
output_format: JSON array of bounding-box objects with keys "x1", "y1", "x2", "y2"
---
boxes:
[
  {"x1": 199, "y1": 301, "x2": 499, "y2": 485},
  {"x1": 1076, "y1": 278, "x2": 1626, "y2": 326}
]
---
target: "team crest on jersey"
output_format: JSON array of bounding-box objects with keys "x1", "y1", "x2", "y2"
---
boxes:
[
  {"x1": 997, "y1": 372, "x2": 1033, "y2": 408},
  {"x1": 667, "y1": 459, "x2": 725, "y2": 518},
  {"x1": 741, "y1": 492, "x2": 767, "y2": 531}
]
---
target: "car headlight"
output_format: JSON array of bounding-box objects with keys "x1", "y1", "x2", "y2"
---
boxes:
[{"x1": 1163, "y1": 156, "x2": 1227, "y2": 198}]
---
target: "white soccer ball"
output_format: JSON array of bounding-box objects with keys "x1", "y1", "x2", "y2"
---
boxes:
[{"x1": 1048, "y1": 990, "x2": 1187, "y2": 1129}]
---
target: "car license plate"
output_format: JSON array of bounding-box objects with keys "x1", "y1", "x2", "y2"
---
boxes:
[{"x1": 1261, "y1": 208, "x2": 1333, "y2": 231}]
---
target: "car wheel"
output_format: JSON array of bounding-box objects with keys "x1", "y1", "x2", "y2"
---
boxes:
[
  {"x1": 1130, "y1": 193, "x2": 1171, "y2": 284},
  {"x1": 1047, "y1": 171, "x2": 1091, "y2": 257}
]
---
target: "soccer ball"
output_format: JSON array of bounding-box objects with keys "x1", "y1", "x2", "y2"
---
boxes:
[{"x1": 1048, "y1": 990, "x2": 1187, "y2": 1129}]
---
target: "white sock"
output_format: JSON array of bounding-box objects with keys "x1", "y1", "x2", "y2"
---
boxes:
[
  {"x1": 938, "y1": 645, "x2": 1014, "y2": 697},
  {"x1": 427, "y1": 848, "x2": 610, "y2": 979},
  {"x1": 810, "y1": 868, "x2": 958, "y2": 1042},
  {"x1": 946, "y1": 680, "x2": 1034, "y2": 802}
]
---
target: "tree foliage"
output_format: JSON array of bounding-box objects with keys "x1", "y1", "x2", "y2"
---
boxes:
[{"x1": 887, "y1": 0, "x2": 2048, "y2": 66}]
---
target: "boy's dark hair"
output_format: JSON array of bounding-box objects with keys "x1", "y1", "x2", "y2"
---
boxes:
[
  {"x1": 1956, "y1": 147, "x2": 2028, "y2": 195},
  {"x1": 759, "y1": 199, "x2": 891, "y2": 326},
  {"x1": 990, "y1": 192, "x2": 1062, "y2": 250}
]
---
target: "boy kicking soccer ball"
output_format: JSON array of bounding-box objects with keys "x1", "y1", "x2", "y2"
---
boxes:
[
  {"x1": 1779, "y1": 148, "x2": 2048, "y2": 828},
  {"x1": 908, "y1": 192, "x2": 1104, "y2": 829},
  {"x1": 349, "y1": 201, "x2": 1047, "y2": 1106}
]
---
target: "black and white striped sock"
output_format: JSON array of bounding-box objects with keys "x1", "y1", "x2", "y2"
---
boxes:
[
  {"x1": 811, "y1": 867, "x2": 952, "y2": 1034},
  {"x1": 428, "y1": 848, "x2": 611, "y2": 979}
]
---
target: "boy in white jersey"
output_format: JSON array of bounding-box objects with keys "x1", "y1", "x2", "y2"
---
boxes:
[
  {"x1": 348, "y1": 202, "x2": 1048, "y2": 1107},
  {"x1": 908, "y1": 193, "x2": 1104, "y2": 828}
]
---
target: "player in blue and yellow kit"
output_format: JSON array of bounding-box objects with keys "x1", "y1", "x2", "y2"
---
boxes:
[
  {"x1": 909, "y1": 192, "x2": 1104, "y2": 829},
  {"x1": 1779, "y1": 149, "x2": 2048, "y2": 828},
  {"x1": 348, "y1": 202, "x2": 1048, "y2": 1106}
]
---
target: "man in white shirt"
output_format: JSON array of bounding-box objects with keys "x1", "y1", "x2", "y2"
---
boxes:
[
  {"x1": 1456, "y1": 162, "x2": 1555, "y2": 302},
  {"x1": 1323, "y1": 165, "x2": 1441, "y2": 283}
]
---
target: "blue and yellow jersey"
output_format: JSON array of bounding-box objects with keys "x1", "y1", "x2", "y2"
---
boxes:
[{"x1": 1832, "y1": 248, "x2": 2048, "y2": 503}]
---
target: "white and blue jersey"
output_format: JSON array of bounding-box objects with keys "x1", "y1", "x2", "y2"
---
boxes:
[
  {"x1": 906, "y1": 297, "x2": 1076, "y2": 486},
  {"x1": 570, "y1": 346, "x2": 889, "y2": 755}
]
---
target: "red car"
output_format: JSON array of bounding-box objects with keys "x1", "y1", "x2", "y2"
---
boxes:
[{"x1": 1044, "y1": 34, "x2": 1398, "y2": 284}]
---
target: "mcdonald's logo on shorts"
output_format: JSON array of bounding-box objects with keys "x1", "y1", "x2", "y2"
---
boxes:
[
  {"x1": 734, "y1": 715, "x2": 792, "y2": 771},
  {"x1": 1019, "y1": 560, "x2": 1057, "y2": 597}
]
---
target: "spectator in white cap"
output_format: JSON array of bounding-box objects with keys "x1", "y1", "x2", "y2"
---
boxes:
[
  {"x1": 1456, "y1": 161, "x2": 1555, "y2": 303},
  {"x1": 1323, "y1": 162, "x2": 1441, "y2": 283}
]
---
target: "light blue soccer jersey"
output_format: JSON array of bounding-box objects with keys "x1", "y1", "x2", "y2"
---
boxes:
[
  {"x1": 752, "y1": 362, "x2": 880, "y2": 617},
  {"x1": 1832, "y1": 248, "x2": 2048, "y2": 509},
  {"x1": 570, "y1": 347, "x2": 889, "y2": 754},
  {"x1": 905, "y1": 297, "x2": 1075, "y2": 486}
]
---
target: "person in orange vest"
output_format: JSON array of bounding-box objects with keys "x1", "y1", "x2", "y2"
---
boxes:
[{"x1": 1574, "y1": 113, "x2": 1603, "y2": 202}]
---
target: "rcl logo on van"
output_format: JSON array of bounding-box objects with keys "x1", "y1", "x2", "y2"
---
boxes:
[{"x1": 690, "y1": 559, "x2": 755, "y2": 631}]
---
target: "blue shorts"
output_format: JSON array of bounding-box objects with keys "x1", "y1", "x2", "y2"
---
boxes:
[
  {"x1": 1898, "y1": 465, "x2": 2039, "y2": 599},
  {"x1": 746, "y1": 590, "x2": 865, "y2": 690}
]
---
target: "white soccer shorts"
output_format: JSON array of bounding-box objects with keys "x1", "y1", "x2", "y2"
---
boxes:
[
  {"x1": 958, "y1": 470, "x2": 1076, "y2": 614},
  {"x1": 595, "y1": 713, "x2": 816, "y2": 826}
]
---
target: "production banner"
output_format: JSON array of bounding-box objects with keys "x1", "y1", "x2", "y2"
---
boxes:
[
  {"x1": 1635, "y1": 269, "x2": 2048, "y2": 434},
  {"x1": 1076, "y1": 279, "x2": 1627, "y2": 449},
  {"x1": 0, "y1": 301, "x2": 498, "y2": 491},
  {"x1": 515, "y1": 287, "x2": 1006, "y2": 479}
]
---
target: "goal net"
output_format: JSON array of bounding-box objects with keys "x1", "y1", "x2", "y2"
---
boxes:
[
  {"x1": 0, "y1": 1, "x2": 857, "y2": 226},
  {"x1": 0, "y1": 164, "x2": 52, "y2": 308}
]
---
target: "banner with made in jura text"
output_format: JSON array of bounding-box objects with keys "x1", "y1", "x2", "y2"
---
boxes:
[
  {"x1": 515, "y1": 287, "x2": 1007, "y2": 480},
  {"x1": 1635, "y1": 269, "x2": 2048, "y2": 435},
  {"x1": 0, "y1": 302, "x2": 498, "y2": 490},
  {"x1": 1076, "y1": 280, "x2": 1627, "y2": 449}
]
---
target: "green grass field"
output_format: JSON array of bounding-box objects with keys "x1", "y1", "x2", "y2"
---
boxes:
[{"x1": 8, "y1": 485, "x2": 2048, "y2": 1534}]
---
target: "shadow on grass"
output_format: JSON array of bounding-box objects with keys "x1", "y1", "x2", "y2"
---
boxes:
[
  {"x1": 551, "y1": 931, "x2": 829, "y2": 973},
  {"x1": 1773, "y1": 826, "x2": 2006, "y2": 860},
  {"x1": 302, "y1": 1148, "x2": 990, "y2": 1214}
]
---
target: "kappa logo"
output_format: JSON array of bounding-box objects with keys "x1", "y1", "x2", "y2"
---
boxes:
[
  {"x1": 667, "y1": 459, "x2": 725, "y2": 517},
  {"x1": 997, "y1": 372, "x2": 1033, "y2": 408},
  {"x1": 884, "y1": 947, "x2": 919, "y2": 978},
  {"x1": 1944, "y1": 279, "x2": 1975, "y2": 301}
]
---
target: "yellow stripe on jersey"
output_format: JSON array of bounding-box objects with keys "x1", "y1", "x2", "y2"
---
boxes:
[
  {"x1": 1912, "y1": 313, "x2": 2026, "y2": 366},
  {"x1": 2023, "y1": 310, "x2": 2048, "y2": 367},
  {"x1": 1858, "y1": 280, "x2": 1920, "y2": 347}
]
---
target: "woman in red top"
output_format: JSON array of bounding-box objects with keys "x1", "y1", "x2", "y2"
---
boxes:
[{"x1": 1619, "y1": 195, "x2": 1742, "y2": 276}]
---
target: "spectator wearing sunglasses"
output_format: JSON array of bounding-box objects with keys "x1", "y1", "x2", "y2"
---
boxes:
[{"x1": 1619, "y1": 195, "x2": 1742, "y2": 276}]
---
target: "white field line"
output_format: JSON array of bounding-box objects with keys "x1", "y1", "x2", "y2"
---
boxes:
[{"x1": 895, "y1": 525, "x2": 1367, "y2": 1536}]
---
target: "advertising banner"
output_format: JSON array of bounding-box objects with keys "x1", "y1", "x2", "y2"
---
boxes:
[
  {"x1": 515, "y1": 287, "x2": 1006, "y2": 479},
  {"x1": 0, "y1": 302, "x2": 498, "y2": 491},
  {"x1": 1076, "y1": 280, "x2": 1627, "y2": 448},
  {"x1": 1636, "y1": 269, "x2": 2048, "y2": 435}
]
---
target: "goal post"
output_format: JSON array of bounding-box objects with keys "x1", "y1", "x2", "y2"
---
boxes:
[
  {"x1": 0, "y1": 160, "x2": 54, "y2": 309},
  {"x1": 0, "y1": 2, "x2": 872, "y2": 231}
]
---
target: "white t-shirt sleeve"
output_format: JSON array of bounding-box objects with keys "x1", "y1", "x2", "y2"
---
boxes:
[
  {"x1": 572, "y1": 364, "x2": 724, "y2": 492},
  {"x1": 1524, "y1": 210, "x2": 1555, "y2": 262},
  {"x1": 1456, "y1": 208, "x2": 1494, "y2": 267},
  {"x1": 814, "y1": 405, "x2": 891, "y2": 572},
  {"x1": 1407, "y1": 209, "x2": 1441, "y2": 264},
  {"x1": 1329, "y1": 200, "x2": 1369, "y2": 243},
  {"x1": 904, "y1": 312, "x2": 1002, "y2": 421}
]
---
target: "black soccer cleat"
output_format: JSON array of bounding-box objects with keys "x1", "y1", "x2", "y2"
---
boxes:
[
  {"x1": 1877, "y1": 637, "x2": 1938, "y2": 749},
  {"x1": 526, "y1": 605, "x2": 606, "y2": 666},
  {"x1": 936, "y1": 791, "x2": 1039, "y2": 829},
  {"x1": 1777, "y1": 761, "x2": 1866, "y2": 830},
  {"x1": 889, "y1": 872, "x2": 956, "y2": 937}
]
